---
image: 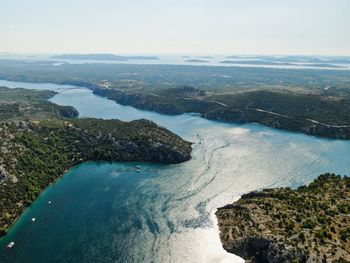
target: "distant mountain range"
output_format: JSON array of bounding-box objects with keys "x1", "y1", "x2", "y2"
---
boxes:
[{"x1": 51, "y1": 54, "x2": 159, "y2": 61}]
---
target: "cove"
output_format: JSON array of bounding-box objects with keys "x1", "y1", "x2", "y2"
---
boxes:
[{"x1": 0, "y1": 79, "x2": 349, "y2": 263}]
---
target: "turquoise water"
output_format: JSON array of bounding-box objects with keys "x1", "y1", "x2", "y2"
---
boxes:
[{"x1": 0, "y1": 79, "x2": 349, "y2": 263}]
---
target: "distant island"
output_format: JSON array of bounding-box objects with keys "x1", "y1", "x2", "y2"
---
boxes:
[
  {"x1": 0, "y1": 87, "x2": 192, "y2": 237},
  {"x1": 220, "y1": 60, "x2": 343, "y2": 68},
  {"x1": 216, "y1": 174, "x2": 350, "y2": 262},
  {"x1": 195, "y1": 56, "x2": 215, "y2": 59},
  {"x1": 182, "y1": 56, "x2": 214, "y2": 59},
  {"x1": 51, "y1": 54, "x2": 159, "y2": 61},
  {"x1": 327, "y1": 59, "x2": 350, "y2": 64},
  {"x1": 304, "y1": 63, "x2": 344, "y2": 69},
  {"x1": 220, "y1": 60, "x2": 294, "y2": 66},
  {"x1": 223, "y1": 55, "x2": 350, "y2": 64},
  {"x1": 185, "y1": 59, "x2": 209, "y2": 63}
]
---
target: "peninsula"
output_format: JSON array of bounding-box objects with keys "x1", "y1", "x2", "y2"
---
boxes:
[
  {"x1": 94, "y1": 87, "x2": 350, "y2": 139},
  {"x1": 216, "y1": 174, "x2": 350, "y2": 262},
  {"x1": 0, "y1": 87, "x2": 192, "y2": 237}
]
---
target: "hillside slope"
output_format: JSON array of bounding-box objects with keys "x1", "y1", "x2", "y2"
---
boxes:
[{"x1": 0, "y1": 118, "x2": 192, "y2": 236}]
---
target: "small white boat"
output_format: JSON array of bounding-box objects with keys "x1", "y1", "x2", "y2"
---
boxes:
[
  {"x1": 7, "y1": 242, "x2": 15, "y2": 248},
  {"x1": 31, "y1": 218, "x2": 36, "y2": 223},
  {"x1": 135, "y1": 165, "x2": 142, "y2": 172},
  {"x1": 48, "y1": 201, "x2": 52, "y2": 204}
]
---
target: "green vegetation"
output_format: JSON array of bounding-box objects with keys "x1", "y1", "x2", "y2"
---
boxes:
[
  {"x1": 1, "y1": 59, "x2": 350, "y2": 91},
  {"x1": 211, "y1": 90, "x2": 350, "y2": 125},
  {"x1": 216, "y1": 174, "x2": 350, "y2": 262},
  {"x1": 0, "y1": 118, "x2": 191, "y2": 237},
  {"x1": 0, "y1": 86, "x2": 78, "y2": 121},
  {"x1": 1, "y1": 60, "x2": 350, "y2": 138},
  {"x1": 95, "y1": 87, "x2": 350, "y2": 139},
  {"x1": 0, "y1": 86, "x2": 192, "y2": 238},
  {"x1": 94, "y1": 86, "x2": 220, "y2": 115},
  {"x1": 205, "y1": 90, "x2": 350, "y2": 139}
]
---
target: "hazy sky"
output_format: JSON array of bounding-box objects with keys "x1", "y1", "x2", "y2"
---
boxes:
[{"x1": 1, "y1": 0, "x2": 349, "y2": 55}]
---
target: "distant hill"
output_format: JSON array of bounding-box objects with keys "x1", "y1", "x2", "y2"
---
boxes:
[
  {"x1": 0, "y1": 86, "x2": 78, "y2": 120},
  {"x1": 220, "y1": 60, "x2": 343, "y2": 68},
  {"x1": 220, "y1": 60, "x2": 293, "y2": 66},
  {"x1": 185, "y1": 59, "x2": 209, "y2": 63},
  {"x1": 51, "y1": 54, "x2": 159, "y2": 61},
  {"x1": 224, "y1": 55, "x2": 350, "y2": 64},
  {"x1": 305, "y1": 63, "x2": 344, "y2": 68}
]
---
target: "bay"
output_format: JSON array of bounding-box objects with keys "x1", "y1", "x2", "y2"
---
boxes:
[{"x1": 0, "y1": 79, "x2": 349, "y2": 263}]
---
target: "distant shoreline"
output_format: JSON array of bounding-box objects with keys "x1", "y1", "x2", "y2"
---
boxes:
[{"x1": 51, "y1": 54, "x2": 160, "y2": 61}]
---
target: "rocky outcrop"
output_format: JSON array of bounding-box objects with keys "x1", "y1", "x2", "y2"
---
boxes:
[
  {"x1": 220, "y1": 235, "x2": 308, "y2": 263},
  {"x1": 0, "y1": 166, "x2": 7, "y2": 183},
  {"x1": 57, "y1": 106, "x2": 79, "y2": 118},
  {"x1": 216, "y1": 174, "x2": 350, "y2": 263}
]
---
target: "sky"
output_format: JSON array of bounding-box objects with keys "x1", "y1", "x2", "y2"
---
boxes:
[{"x1": 0, "y1": 0, "x2": 349, "y2": 56}]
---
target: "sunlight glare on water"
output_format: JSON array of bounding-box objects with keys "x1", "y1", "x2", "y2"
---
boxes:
[{"x1": 0, "y1": 80, "x2": 349, "y2": 263}]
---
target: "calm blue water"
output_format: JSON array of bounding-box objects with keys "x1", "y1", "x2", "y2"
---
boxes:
[{"x1": 0, "y1": 79, "x2": 349, "y2": 263}]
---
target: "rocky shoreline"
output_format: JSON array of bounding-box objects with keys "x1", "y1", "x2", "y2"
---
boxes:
[
  {"x1": 216, "y1": 174, "x2": 350, "y2": 262},
  {"x1": 93, "y1": 88, "x2": 350, "y2": 140},
  {"x1": 203, "y1": 108, "x2": 350, "y2": 140},
  {"x1": 1, "y1": 78, "x2": 349, "y2": 139},
  {"x1": 0, "y1": 118, "x2": 192, "y2": 236}
]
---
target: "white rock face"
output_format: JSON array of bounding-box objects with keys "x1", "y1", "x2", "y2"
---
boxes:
[{"x1": 0, "y1": 166, "x2": 7, "y2": 183}]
